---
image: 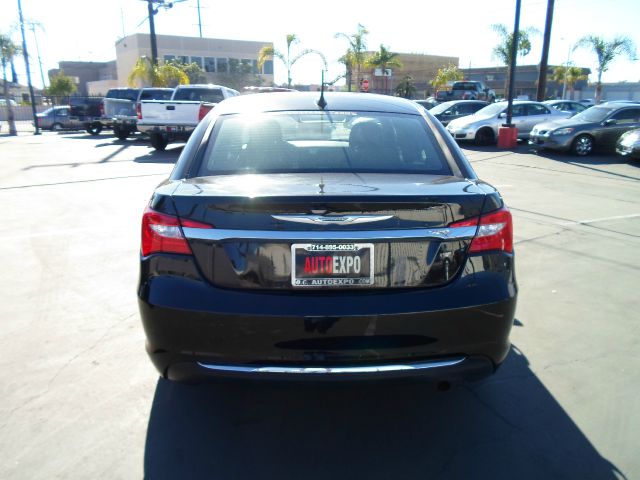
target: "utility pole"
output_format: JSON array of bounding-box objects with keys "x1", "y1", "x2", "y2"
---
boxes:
[
  {"x1": 146, "y1": 0, "x2": 158, "y2": 64},
  {"x1": 536, "y1": 0, "x2": 555, "y2": 101},
  {"x1": 197, "y1": 0, "x2": 202, "y2": 38},
  {"x1": 505, "y1": 0, "x2": 521, "y2": 127},
  {"x1": 17, "y1": 0, "x2": 40, "y2": 135}
]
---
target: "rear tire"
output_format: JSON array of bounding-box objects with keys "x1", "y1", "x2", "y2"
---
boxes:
[
  {"x1": 87, "y1": 123, "x2": 102, "y2": 135},
  {"x1": 571, "y1": 134, "x2": 594, "y2": 156},
  {"x1": 475, "y1": 127, "x2": 495, "y2": 146},
  {"x1": 150, "y1": 133, "x2": 168, "y2": 151},
  {"x1": 114, "y1": 126, "x2": 129, "y2": 140}
]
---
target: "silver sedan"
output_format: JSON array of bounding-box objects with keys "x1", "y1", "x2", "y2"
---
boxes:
[{"x1": 446, "y1": 101, "x2": 571, "y2": 145}]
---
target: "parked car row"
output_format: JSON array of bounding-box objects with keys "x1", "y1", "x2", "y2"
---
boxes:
[
  {"x1": 32, "y1": 84, "x2": 239, "y2": 147},
  {"x1": 446, "y1": 101, "x2": 573, "y2": 144},
  {"x1": 436, "y1": 98, "x2": 640, "y2": 157}
]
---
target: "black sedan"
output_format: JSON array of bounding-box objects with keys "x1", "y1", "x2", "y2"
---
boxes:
[
  {"x1": 428, "y1": 100, "x2": 489, "y2": 126},
  {"x1": 138, "y1": 92, "x2": 517, "y2": 384}
]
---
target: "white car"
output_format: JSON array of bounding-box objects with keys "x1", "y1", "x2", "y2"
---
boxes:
[
  {"x1": 0, "y1": 98, "x2": 18, "y2": 107},
  {"x1": 446, "y1": 101, "x2": 572, "y2": 145}
]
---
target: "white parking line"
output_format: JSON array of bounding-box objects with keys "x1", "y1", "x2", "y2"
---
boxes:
[{"x1": 561, "y1": 213, "x2": 640, "y2": 226}]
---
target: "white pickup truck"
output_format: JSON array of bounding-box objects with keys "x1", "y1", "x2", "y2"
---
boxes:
[{"x1": 137, "y1": 84, "x2": 239, "y2": 150}]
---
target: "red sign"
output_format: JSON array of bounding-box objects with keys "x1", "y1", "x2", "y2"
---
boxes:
[{"x1": 361, "y1": 79, "x2": 369, "y2": 92}]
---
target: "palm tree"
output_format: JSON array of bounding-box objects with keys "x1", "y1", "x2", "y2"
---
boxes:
[
  {"x1": 128, "y1": 56, "x2": 160, "y2": 87},
  {"x1": 128, "y1": 56, "x2": 189, "y2": 87},
  {"x1": 335, "y1": 24, "x2": 369, "y2": 92},
  {"x1": 258, "y1": 34, "x2": 327, "y2": 89},
  {"x1": 573, "y1": 35, "x2": 636, "y2": 104},
  {"x1": 491, "y1": 24, "x2": 538, "y2": 95},
  {"x1": 395, "y1": 75, "x2": 417, "y2": 99},
  {"x1": 367, "y1": 45, "x2": 402, "y2": 95},
  {"x1": 1, "y1": 32, "x2": 19, "y2": 136},
  {"x1": 551, "y1": 65, "x2": 587, "y2": 100}
]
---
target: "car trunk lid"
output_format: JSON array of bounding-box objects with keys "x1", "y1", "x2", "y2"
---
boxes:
[{"x1": 172, "y1": 173, "x2": 488, "y2": 290}]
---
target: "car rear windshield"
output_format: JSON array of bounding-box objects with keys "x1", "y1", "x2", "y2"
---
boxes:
[
  {"x1": 139, "y1": 89, "x2": 173, "y2": 101},
  {"x1": 107, "y1": 89, "x2": 139, "y2": 101},
  {"x1": 196, "y1": 111, "x2": 452, "y2": 176},
  {"x1": 173, "y1": 88, "x2": 225, "y2": 103},
  {"x1": 452, "y1": 82, "x2": 478, "y2": 90}
]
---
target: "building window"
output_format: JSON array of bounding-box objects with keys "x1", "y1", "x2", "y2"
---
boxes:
[
  {"x1": 241, "y1": 59, "x2": 253, "y2": 74},
  {"x1": 262, "y1": 60, "x2": 273, "y2": 75},
  {"x1": 228, "y1": 58, "x2": 240, "y2": 74},
  {"x1": 252, "y1": 60, "x2": 259, "y2": 74},
  {"x1": 217, "y1": 57, "x2": 228, "y2": 73},
  {"x1": 204, "y1": 57, "x2": 216, "y2": 73},
  {"x1": 178, "y1": 55, "x2": 189, "y2": 64},
  {"x1": 163, "y1": 55, "x2": 175, "y2": 63},
  {"x1": 190, "y1": 56, "x2": 203, "y2": 68}
]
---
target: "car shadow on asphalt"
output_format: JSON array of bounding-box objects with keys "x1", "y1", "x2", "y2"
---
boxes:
[
  {"x1": 143, "y1": 345, "x2": 625, "y2": 480},
  {"x1": 134, "y1": 146, "x2": 182, "y2": 164}
]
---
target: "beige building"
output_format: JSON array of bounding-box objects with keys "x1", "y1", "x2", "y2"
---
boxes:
[
  {"x1": 113, "y1": 33, "x2": 274, "y2": 90},
  {"x1": 362, "y1": 52, "x2": 459, "y2": 98}
]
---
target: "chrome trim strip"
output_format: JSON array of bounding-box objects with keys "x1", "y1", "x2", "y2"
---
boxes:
[
  {"x1": 183, "y1": 226, "x2": 477, "y2": 242},
  {"x1": 272, "y1": 214, "x2": 394, "y2": 225},
  {"x1": 197, "y1": 357, "x2": 466, "y2": 374}
]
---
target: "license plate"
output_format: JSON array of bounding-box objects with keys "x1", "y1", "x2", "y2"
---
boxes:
[{"x1": 291, "y1": 243, "x2": 374, "y2": 287}]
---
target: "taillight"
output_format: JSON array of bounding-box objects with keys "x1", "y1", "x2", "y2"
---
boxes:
[
  {"x1": 450, "y1": 207, "x2": 513, "y2": 253},
  {"x1": 136, "y1": 102, "x2": 142, "y2": 120},
  {"x1": 198, "y1": 103, "x2": 214, "y2": 121},
  {"x1": 99, "y1": 102, "x2": 104, "y2": 117},
  {"x1": 141, "y1": 206, "x2": 212, "y2": 256}
]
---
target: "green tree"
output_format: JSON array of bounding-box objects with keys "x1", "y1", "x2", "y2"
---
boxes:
[
  {"x1": 128, "y1": 56, "x2": 189, "y2": 87},
  {"x1": 491, "y1": 24, "x2": 538, "y2": 95},
  {"x1": 395, "y1": 75, "x2": 417, "y2": 98},
  {"x1": 128, "y1": 57, "x2": 160, "y2": 87},
  {"x1": 573, "y1": 35, "x2": 636, "y2": 104},
  {"x1": 335, "y1": 24, "x2": 370, "y2": 92},
  {"x1": 157, "y1": 63, "x2": 189, "y2": 87},
  {"x1": 551, "y1": 65, "x2": 588, "y2": 100},
  {"x1": 430, "y1": 64, "x2": 464, "y2": 95},
  {"x1": 366, "y1": 44, "x2": 402, "y2": 95},
  {"x1": 170, "y1": 60, "x2": 206, "y2": 84},
  {"x1": 258, "y1": 34, "x2": 327, "y2": 88},
  {"x1": 0, "y1": 32, "x2": 19, "y2": 135},
  {"x1": 47, "y1": 70, "x2": 77, "y2": 99}
]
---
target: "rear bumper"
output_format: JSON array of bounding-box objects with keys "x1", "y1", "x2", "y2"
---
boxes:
[
  {"x1": 138, "y1": 253, "x2": 517, "y2": 382},
  {"x1": 165, "y1": 356, "x2": 495, "y2": 383},
  {"x1": 137, "y1": 123, "x2": 195, "y2": 137}
]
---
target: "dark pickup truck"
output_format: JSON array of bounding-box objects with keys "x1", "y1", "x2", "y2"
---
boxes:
[{"x1": 436, "y1": 81, "x2": 496, "y2": 103}]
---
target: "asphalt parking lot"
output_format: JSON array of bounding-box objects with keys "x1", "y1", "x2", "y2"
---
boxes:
[{"x1": 1, "y1": 130, "x2": 639, "y2": 479}]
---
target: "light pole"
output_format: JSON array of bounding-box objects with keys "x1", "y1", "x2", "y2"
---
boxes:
[
  {"x1": 562, "y1": 42, "x2": 572, "y2": 100},
  {"x1": 28, "y1": 23, "x2": 46, "y2": 90},
  {"x1": 17, "y1": 0, "x2": 40, "y2": 135}
]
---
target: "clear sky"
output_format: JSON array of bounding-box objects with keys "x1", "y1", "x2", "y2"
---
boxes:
[{"x1": 2, "y1": 0, "x2": 639, "y2": 90}]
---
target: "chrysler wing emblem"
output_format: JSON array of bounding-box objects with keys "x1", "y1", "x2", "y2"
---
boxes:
[{"x1": 271, "y1": 214, "x2": 394, "y2": 225}]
